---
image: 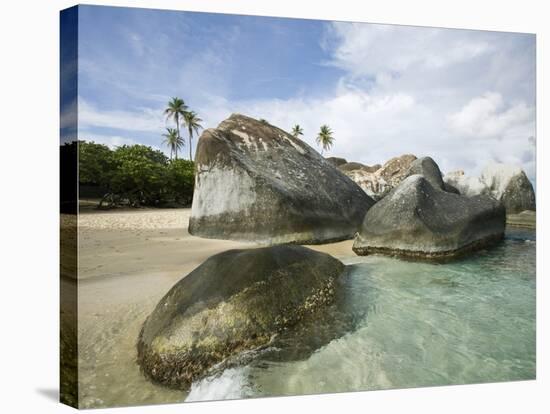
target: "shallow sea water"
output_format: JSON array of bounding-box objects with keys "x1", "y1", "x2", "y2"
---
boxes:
[{"x1": 186, "y1": 227, "x2": 536, "y2": 401}]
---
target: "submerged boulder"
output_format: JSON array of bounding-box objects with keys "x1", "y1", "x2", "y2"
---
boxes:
[
  {"x1": 137, "y1": 245, "x2": 345, "y2": 389},
  {"x1": 189, "y1": 114, "x2": 374, "y2": 244},
  {"x1": 444, "y1": 163, "x2": 536, "y2": 214},
  {"x1": 352, "y1": 175, "x2": 506, "y2": 260}
]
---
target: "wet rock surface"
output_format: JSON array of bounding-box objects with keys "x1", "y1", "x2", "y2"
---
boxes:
[
  {"x1": 353, "y1": 175, "x2": 506, "y2": 260},
  {"x1": 137, "y1": 245, "x2": 346, "y2": 389}
]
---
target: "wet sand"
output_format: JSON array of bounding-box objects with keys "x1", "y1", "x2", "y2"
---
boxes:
[{"x1": 72, "y1": 208, "x2": 352, "y2": 408}]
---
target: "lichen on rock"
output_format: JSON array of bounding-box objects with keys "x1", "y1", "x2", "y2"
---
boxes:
[
  {"x1": 189, "y1": 114, "x2": 374, "y2": 244},
  {"x1": 137, "y1": 245, "x2": 346, "y2": 389}
]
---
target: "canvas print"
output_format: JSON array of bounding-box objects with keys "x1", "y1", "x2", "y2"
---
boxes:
[{"x1": 60, "y1": 5, "x2": 536, "y2": 409}]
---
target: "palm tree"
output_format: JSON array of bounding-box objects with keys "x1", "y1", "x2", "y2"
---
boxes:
[
  {"x1": 291, "y1": 124, "x2": 304, "y2": 139},
  {"x1": 316, "y1": 125, "x2": 334, "y2": 155},
  {"x1": 164, "y1": 97, "x2": 188, "y2": 156},
  {"x1": 162, "y1": 127, "x2": 185, "y2": 160},
  {"x1": 183, "y1": 110, "x2": 203, "y2": 161}
]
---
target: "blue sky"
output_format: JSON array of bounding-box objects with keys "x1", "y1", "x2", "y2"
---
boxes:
[{"x1": 62, "y1": 5, "x2": 536, "y2": 183}]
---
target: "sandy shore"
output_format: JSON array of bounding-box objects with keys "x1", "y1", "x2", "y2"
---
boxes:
[{"x1": 69, "y1": 207, "x2": 353, "y2": 408}]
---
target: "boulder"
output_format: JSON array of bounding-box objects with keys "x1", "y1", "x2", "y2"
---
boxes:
[
  {"x1": 444, "y1": 163, "x2": 536, "y2": 214},
  {"x1": 325, "y1": 156, "x2": 348, "y2": 167},
  {"x1": 137, "y1": 245, "x2": 345, "y2": 389},
  {"x1": 406, "y1": 156, "x2": 445, "y2": 190},
  {"x1": 405, "y1": 156, "x2": 460, "y2": 194},
  {"x1": 189, "y1": 114, "x2": 374, "y2": 244},
  {"x1": 378, "y1": 154, "x2": 417, "y2": 187},
  {"x1": 339, "y1": 154, "x2": 417, "y2": 200},
  {"x1": 352, "y1": 175, "x2": 506, "y2": 260},
  {"x1": 342, "y1": 168, "x2": 391, "y2": 201},
  {"x1": 481, "y1": 163, "x2": 536, "y2": 214},
  {"x1": 444, "y1": 170, "x2": 489, "y2": 197},
  {"x1": 339, "y1": 161, "x2": 380, "y2": 173}
]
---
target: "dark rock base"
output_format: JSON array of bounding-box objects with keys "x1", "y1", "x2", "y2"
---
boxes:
[{"x1": 352, "y1": 233, "x2": 505, "y2": 262}]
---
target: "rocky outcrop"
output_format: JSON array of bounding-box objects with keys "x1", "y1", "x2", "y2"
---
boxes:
[
  {"x1": 189, "y1": 114, "x2": 374, "y2": 244},
  {"x1": 339, "y1": 154, "x2": 417, "y2": 200},
  {"x1": 379, "y1": 154, "x2": 418, "y2": 187},
  {"x1": 137, "y1": 245, "x2": 345, "y2": 389},
  {"x1": 352, "y1": 175, "x2": 506, "y2": 260},
  {"x1": 325, "y1": 157, "x2": 348, "y2": 167},
  {"x1": 444, "y1": 163, "x2": 536, "y2": 214},
  {"x1": 341, "y1": 168, "x2": 391, "y2": 201},
  {"x1": 340, "y1": 162, "x2": 380, "y2": 173},
  {"x1": 481, "y1": 163, "x2": 536, "y2": 214},
  {"x1": 444, "y1": 170, "x2": 488, "y2": 197}
]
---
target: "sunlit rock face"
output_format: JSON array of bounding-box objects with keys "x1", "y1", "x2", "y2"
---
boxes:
[
  {"x1": 444, "y1": 163, "x2": 536, "y2": 214},
  {"x1": 137, "y1": 245, "x2": 345, "y2": 389},
  {"x1": 189, "y1": 114, "x2": 374, "y2": 244},
  {"x1": 353, "y1": 175, "x2": 506, "y2": 260}
]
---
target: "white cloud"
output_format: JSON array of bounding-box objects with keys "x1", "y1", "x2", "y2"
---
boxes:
[
  {"x1": 448, "y1": 92, "x2": 534, "y2": 139},
  {"x1": 324, "y1": 23, "x2": 492, "y2": 78},
  {"x1": 78, "y1": 98, "x2": 167, "y2": 133}
]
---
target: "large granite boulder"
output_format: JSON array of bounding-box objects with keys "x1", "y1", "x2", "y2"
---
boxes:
[
  {"x1": 406, "y1": 156, "x2": 460, "y2": 194},
  {"x1": 189, "y1": 114, "x2": 374, "y2": 244},
  {"x1": 137, "y1": 245, "x2": 345, "y2": 389},
  {"x1": 352, "y1": 175, "x2": 506, "y2": 260},
  {"x1": 444, "y1": 163, "x2": 536, "y2": 214}
]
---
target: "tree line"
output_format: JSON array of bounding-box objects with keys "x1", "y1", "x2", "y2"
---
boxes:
[{"x1": 78, "y1": 141, "x2": 194, "y2": 208}]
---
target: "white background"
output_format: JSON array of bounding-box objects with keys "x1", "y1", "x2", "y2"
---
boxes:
[{"x1": 0, "y1": 0, "x2": 547, "y2": 412}]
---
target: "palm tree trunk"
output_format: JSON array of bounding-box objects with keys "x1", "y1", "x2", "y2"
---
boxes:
[
  {"x1": 189, "y1": 128, "x2": 193, "y2": 161},
  {"x1": 175, "y1": 116, "x2": 180, "y2": 160}
]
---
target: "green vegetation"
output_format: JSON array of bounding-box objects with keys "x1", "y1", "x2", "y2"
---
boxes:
[
  {"x1": 291, "y1": 124, "x2": 304, "y2": 139},
  {"x1": 163, "y1": 97, "x2": 203, "y2": 161},
  {"x1": 78, "y1": 140, "x2": 194, "y2": 208},
  {"x1": 316, "y1": 124, "x2": 334, "y2": 155},
  {"x1": 162, "y1": 127, "x2": 184, "y2": 160}
]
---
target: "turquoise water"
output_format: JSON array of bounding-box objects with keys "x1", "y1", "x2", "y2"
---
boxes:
[{"x1": 186, "y1": 228, "x2": 536, "y2": 401}]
